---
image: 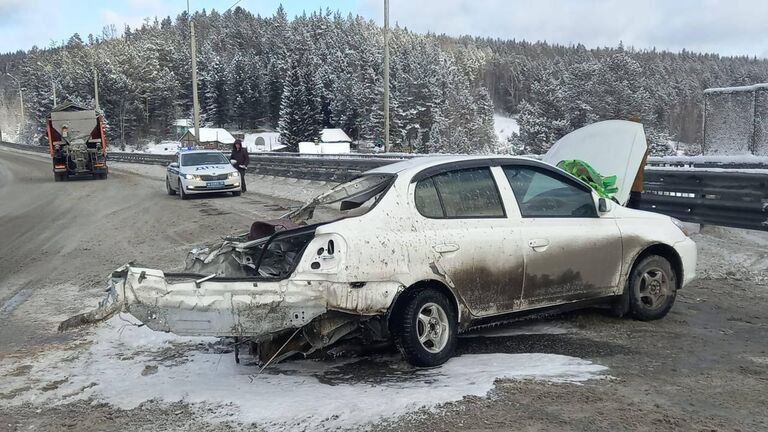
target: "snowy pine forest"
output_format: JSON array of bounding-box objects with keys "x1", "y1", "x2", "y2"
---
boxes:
[{"x1": 2, "y1": 6, "x2": 768, "y2": 155}]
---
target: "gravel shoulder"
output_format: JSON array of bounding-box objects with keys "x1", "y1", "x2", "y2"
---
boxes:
[{"x1": 1, "y1": 148, "x2": 767, "y2": 432}]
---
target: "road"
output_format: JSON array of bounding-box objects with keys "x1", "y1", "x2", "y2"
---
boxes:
[{"x1": 1, "y1": 148, "x2": 767, "y2": 432}]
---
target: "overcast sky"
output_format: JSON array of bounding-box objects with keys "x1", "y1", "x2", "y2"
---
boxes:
[{"x1": 0, "y1": 0, "x2": 766, "y2": 57}]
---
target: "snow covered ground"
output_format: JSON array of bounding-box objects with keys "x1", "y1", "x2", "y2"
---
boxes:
[
  {"x1": 0, "y1": 316, "x2": 606, "y2": 431},
  {"x1": 493, "y1": 113, "x2": 520, "y2": 142},
  {"x1": 692, "y1": 225, "x2": 768, "y2": 284}
]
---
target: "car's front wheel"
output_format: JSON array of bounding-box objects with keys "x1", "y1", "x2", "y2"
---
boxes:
[
  {"x1": 391, "y1": 287, "x2": 457, "y2": 367},
  {"x1": 629, "y1": 255, "x2": 677, "y2": 321},
  {"x1": 179, "y1": 180, "x2": 189, "y2": 200}
]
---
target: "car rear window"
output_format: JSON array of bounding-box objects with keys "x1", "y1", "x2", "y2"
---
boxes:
[
  {"x1": 415, "y1": 167, "x2": 505, "y2": 218},
  {"x1": 414, "y1": 177, "x2": 443, "y2": 218}
]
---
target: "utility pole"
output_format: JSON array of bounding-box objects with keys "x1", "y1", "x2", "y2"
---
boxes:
[
  {"x1": 5, "y1": 72, "x2": 24, "y2": 130},
  {"x1": 93, "y1": 69, "x2": 100, "y2": 111},
  {"x1": 190, "y1": 20, "x2": 201, "y2": 146},
  {"x1": 383, "y1": 0, "x2": 390, "y2": 152}
]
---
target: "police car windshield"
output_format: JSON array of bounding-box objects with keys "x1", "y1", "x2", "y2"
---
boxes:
[{"x1": 181, "y1": 152, "x2": 229, "y2": 166}]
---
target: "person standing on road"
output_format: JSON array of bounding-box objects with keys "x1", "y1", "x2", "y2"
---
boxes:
[{"x1": 230, "y1": 139, "x2": 250, "y2": 193}]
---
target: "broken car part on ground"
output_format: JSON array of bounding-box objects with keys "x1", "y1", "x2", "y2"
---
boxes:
[{"x1": 60, "y1": 121, "x2": 697, "y2": 367}]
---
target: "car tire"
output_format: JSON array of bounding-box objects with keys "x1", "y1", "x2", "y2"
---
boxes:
[
  {"x1": 179, "y1": 181, "x2": 189, "y2": 200},
  {"x1": 166, "y1": 177, "x2": 176, "y2": 195},
  {"x1": 391, "y1": 287, "x2": 457, "y2": 367},
  {"x1": 232, "y1": 191, "x2": 241, "y2": 197},
  {"x1": 628, "y1": 255, "x2": 677, "y2": 321},
  {"x1": 54, "y1": 173, "x2": 61, "y2": 182}
]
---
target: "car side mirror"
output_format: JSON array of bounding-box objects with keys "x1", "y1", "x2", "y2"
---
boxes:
[
  {"x1": 230, "y1": 159, "x2": 238, "y2": 165},
  {"x1": 169, "y1": 162, "x2": 179, "y2": 168},
  {"x1": 598, "y1": 197, "x2": 609, "y2": 213}
]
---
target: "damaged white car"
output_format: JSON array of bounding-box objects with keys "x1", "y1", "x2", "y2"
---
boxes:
[{"x1": 63, "y1": 121, "x2": 696, "y2": 367}]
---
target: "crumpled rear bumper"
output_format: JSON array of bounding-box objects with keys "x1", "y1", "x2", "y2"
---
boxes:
[{"x1": 109, "y1": 266, "x2": 328, "y2": 338}]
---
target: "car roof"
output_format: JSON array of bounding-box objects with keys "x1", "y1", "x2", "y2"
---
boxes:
[
  {"x1": 368, "y1": 155, "x2": 546, "y2": 177},
  {"x1": 366, "y1": 154, "x2": 594, "y2": 193},
  {"x1": 179, "y1": 149, "x2": 226, "y2": 154}
]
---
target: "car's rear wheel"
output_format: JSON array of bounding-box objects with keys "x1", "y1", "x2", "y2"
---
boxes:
[
  {"x1": 166, "y1": 177, "x2": 176, "y2": 195},
  {"x1": 179, "y1": 180, "x2": 189, "y2": 200},
  {"x1": 391, "y1": 287, "x2": 457, "y2": 367},
  {"x1": 629, "y1": 255, "x2": 677, "y2": 321}
]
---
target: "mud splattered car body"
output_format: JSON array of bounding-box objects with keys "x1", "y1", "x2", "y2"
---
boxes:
[{"x1": 74, "y1": 121, "x2": 697, "y2": 366}]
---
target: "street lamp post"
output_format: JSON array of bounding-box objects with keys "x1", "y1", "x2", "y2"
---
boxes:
[
  {"x1": 5, "y1": 73, "x2": 24, "y2": 128},
  {"x1": 383, "y1": 0, "x2": 390, "y2": 152},
  {"x1": 190, "y1": 20, "x2": 201, "y2": 146},
  {"x1": 36, "y1": 62, "x2": 57, "y2": 106}
]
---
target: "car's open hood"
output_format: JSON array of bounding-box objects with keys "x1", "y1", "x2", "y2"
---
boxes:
[{"x1": 543, "y1": 120, "x2": 648, "y2": 205}]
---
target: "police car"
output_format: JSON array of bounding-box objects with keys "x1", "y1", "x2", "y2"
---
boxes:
[{"x1": 166, "y1": 150, "x2": 242, "y2": 199}]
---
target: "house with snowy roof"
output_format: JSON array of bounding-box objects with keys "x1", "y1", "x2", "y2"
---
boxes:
[
  {"x1": 179, "y1": 127, "x2": 236, "y2": 150},
  {"x1": 299, "y1": 128, "x2": 353, "y2": 154},
  {"x1": 320, "y1": 128, "x2": 352, "y2": 144}
]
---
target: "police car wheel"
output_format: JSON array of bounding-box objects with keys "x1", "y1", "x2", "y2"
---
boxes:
[
  {"x1": 179, "y1": 180, "x2": 189, "y2": 200},
  {"x1": 166, "y1": 177, "x2": 176, "y2": 195}
]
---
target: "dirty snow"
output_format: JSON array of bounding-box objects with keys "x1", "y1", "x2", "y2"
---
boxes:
[
  {"x1": 0, "y1": 316, "x2": 606, "y2": 430},
  {"x1": 691, "y1": 225, "x2": 768, "y2": 284},
  {"x1": 493, "y1": 113, "x2": 519, "y2": 142}
]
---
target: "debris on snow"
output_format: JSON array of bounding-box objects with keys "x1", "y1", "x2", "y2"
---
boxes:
[{"x1": 0, "y1": 316, "x2": 607, "y2": 430}]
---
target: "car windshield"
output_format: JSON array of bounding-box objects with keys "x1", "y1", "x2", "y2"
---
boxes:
[
  {"x1": 181, "y1": 152, "x2": 229, "y2": 166},
  {"x1": 286, "y1": 174, "x2": 395, "y2": 224}
]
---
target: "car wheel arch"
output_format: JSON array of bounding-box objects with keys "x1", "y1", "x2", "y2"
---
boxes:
[
  {"x1": 628, "y1": 243, "x2": 683, "y2": 291},
  {"x1": 387, "y1": 279, "x2": 466, "y2": 331}
]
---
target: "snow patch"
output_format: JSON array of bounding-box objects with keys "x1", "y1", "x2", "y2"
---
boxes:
[
  {"x1": 692, "y1": 226, "x2": 768, "y2": 284},
  {"x1": 0, "y1": 316, "x2": 607, "y2": 430},
  {"x1": 493, "y1": 113, "x2": 519, "y2": 142},
  {"x1": 143, "y1": 141, "x2": 181, "y2": 155}
]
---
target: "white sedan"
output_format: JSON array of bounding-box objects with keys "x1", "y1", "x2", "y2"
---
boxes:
[
  {"x1": 70, "y1": 121, "x2": 696, "y2": 367},
  {"x1": 165, "y1": 150, "x2": 242, "y2": 199}
]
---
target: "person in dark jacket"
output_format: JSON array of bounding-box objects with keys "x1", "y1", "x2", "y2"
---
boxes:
[{"x1": 230, "y1": 139, "x2": 250, "y2": 192}]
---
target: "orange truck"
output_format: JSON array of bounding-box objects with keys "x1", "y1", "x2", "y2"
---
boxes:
[{"x1": 46, "y1": 102, "x2": 108, "y2": 181}]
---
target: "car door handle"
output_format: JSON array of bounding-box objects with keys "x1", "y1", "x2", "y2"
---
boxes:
[
  {"x1": 433, "y1": 244, "x2": 460, "y2": 254},
  {"x1": 528, "y1": 239, "x2": 550, "y2": 250}
]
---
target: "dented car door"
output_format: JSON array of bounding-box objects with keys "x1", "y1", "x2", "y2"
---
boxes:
[
  {"x1": 411, "y1": 164, "x2": 525, "y2": 316},
  {"x1": 502, "y1": 164, "x2": 623, "y2": 309}
]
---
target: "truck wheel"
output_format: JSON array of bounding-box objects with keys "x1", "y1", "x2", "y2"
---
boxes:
[
  {"x1": 391, "y1": 287, "x2": 457, "y2": 367},
  {"x1": 179, "y1": 181, "x2": 189, "y2": 200},
  {"x1": 166, "y1": 177, "x2": 176, "y2": 195},
  {"x1": 628, "y1": 255, "x2": 677, "y2": 321}
]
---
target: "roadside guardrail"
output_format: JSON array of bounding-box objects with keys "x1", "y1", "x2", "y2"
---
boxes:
[{"x1": 2, "y1": 141, "x2": 766, "y2": 231}]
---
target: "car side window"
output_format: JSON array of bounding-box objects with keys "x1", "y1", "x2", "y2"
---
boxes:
[
  {"x1": 414, "y1": 177, "x2": 443, "y2": 218},
  {"x1": 503, "y1": 166, "x2": 597, "y2": 218},
  {"x1": 415, "y1": 167, "x2": 505, "y2": 218}
]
